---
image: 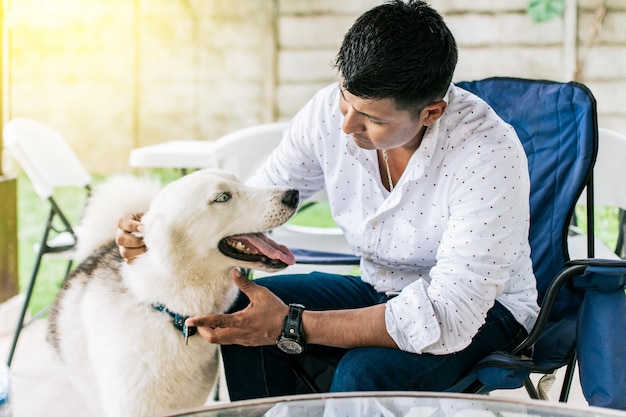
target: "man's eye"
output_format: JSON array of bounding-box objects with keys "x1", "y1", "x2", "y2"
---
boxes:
[{"x1": 215, "y1": 192, "x2": 231, "y2": 203}]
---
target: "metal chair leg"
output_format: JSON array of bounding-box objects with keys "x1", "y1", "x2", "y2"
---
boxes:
[
  {"x1": 558, "y1": 351, "x2": 577, "y2": 402},
  {"x1": 523, "y1": 376, "x2": 541, "y2": 400},
  {"x1": 5, "y1": 207, "x2": 56, "y2": 367},
  {"x1": 6, "y1": 243, "x2": 46, "y2": 367}
]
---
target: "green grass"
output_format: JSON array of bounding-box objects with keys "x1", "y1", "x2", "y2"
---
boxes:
[
  {"x1": 575, "y1": 205, "x2": 620, "y2": 253},
  {"x1": 14, "y1": 170, "x2": 620, "y2": 316}
]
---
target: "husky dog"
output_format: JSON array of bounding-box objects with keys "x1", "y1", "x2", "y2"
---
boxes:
[{"x1": 47, "y1": 168, "x2": 298, "y2": 417}]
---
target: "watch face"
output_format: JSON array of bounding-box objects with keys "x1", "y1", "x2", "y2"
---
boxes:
[{"x1": 277, "y1": 338, "x2": 303, "y2": 354}]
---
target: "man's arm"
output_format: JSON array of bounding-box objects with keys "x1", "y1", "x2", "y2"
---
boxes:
[
  {"x1": 303, "y1": 304, "x2": 397, "y2": 349},
  {"x1": 185, "y1": 269, "x2": 398, "y2": 349}
]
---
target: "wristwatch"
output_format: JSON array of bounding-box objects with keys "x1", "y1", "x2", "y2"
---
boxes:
[{"x1": 276, "y1": 303, "x2": 306, "y2": 354}]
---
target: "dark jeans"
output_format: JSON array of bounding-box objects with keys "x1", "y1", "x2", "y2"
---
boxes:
[{"x1": 221, "y1": 272, "x2": 526, "y2": 401}]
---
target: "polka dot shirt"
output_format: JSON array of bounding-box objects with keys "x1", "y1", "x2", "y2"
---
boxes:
[{"x1": 249, "y1": 83, "x2": 539, "y2": 355}]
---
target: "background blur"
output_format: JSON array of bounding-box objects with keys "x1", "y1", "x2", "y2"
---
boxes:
[{"x1": 1, "y1": 0, "x2": 625, "y2": 176}]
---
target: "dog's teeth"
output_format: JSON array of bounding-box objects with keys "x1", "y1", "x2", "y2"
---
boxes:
[{"x1": 232, "y1": 240, "x2": 252, "y2": 253}]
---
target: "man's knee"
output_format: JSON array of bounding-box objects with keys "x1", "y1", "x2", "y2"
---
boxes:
[{"x1": 330, "y1": 348, "x2": 385, "y2": 392}]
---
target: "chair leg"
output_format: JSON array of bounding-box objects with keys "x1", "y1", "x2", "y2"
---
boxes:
[
  {"x1": 615, "y1": 208, "x2": 626, "y2": 258},
  {"x1": 5, "y1": 244, "x2": 46, "y2": 367},
  {"x1": 523, "y1": 376, "x2": 541, "y2": 400},
  {"x1": 558, "y1": 351, "x2": 577, "y2": 402},
  {"x1": 5, "y1": 207, "x2": 56, "y2": 367},
  {"x1": 291, "y1": 358, "x2": 323, "y2": 393}
]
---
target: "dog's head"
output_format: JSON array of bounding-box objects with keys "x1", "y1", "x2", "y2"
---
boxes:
[{"x1": 140, "y1": 168, "x2": 298, "y2": 273}]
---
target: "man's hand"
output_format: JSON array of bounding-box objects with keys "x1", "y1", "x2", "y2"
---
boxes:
[
  {"x1": 185, "y1": 269, "x2": 289, "y2": 347},
  {"x1": 115, "y1": 213, "x2": 147, "y2": 263}
]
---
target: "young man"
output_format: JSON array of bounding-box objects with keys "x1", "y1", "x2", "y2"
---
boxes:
[{"x1": 117, "y1": 0, "x2": 538, "y2": 400}]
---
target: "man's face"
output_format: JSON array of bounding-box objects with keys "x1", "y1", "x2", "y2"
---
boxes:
[{"x1": 338, "y1": 82, "x2": 425, "y2": 152}]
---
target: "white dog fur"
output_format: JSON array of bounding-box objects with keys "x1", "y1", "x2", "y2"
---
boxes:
[{"x1": 47, "y1": 168, "x2": 299, "y2": 417}]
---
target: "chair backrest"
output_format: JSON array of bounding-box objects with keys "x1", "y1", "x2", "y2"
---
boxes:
[
  {"x1": 210, "y1": 122, "x2": 289, "y2": 181},
  {"x1": 456, "y1": 78, "x2": 597, "y2": 320},
  {"x1": 3, "y1": 117, "x2": 92, "y2": 199}
]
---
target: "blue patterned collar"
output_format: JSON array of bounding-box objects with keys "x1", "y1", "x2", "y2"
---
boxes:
[{"x1": 152, "y1": 303, "x2": 197, "y2": 338}]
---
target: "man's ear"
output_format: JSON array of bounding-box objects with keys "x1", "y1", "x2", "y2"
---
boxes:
[{"x1": 421, "y1": 100, "x2": 447, "y2": 126}]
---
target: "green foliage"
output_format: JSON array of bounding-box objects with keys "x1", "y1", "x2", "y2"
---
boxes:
[
  {"x1": 527, "y1": 0, "x2": 565, "y2": 23},
  {"x1": 575, "y1": 205, "x2": 620, "y2": 253}
]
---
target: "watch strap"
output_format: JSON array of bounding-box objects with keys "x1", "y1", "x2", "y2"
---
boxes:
[
  {"x1": 277, "y1": 303, "x2": 306, "y2": 354},
  {"x1": 283, "y1": 303, "x2": 305, "y2": 340}
]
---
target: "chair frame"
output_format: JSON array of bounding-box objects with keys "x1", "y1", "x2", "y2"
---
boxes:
[
  {"x1": 3, "y1": 117, "x2": 92, "y2": 367},
  {"x1": 5, "y1": 193, "x2": 88, "y2": 366}
]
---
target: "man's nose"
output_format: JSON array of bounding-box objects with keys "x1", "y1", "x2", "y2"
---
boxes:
[{"x1": 342, "y1": 110, "x2": 364, "y2": 135}]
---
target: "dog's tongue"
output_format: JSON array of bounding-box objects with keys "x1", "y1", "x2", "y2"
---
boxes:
[{"x1": 238, "y1": 233, "x2": 296, "y2": 265}]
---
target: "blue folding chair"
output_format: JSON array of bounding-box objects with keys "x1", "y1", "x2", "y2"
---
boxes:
[
  {"x1": 442, "y1": 78, "x2": 626, "y2": 410},
  {"x1": 292, "y1": 78, "x2": 626, "y2": 410}
]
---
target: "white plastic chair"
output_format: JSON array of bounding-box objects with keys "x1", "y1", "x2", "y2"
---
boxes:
[
  {"x1": 209, "y1": 122, "x2": 289, "y2": 181},
  {"x1": 209, "y1": 122, "x2": 354, "y2": 274},
  {"x1": 568, "y1": 127, "x2": 626, "y2": 259},
  {"x1": 3, "y1": 117, "x2": 92, "y2": 366}
]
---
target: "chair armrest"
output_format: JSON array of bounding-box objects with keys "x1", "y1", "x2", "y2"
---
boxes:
[{"x1": 566, "y1": 259, "x2": 626, "y2": 291}]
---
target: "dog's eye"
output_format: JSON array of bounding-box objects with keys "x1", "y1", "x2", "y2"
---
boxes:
[{"x1": 214, "y1": 192, "x2": 231, "y2": 203}]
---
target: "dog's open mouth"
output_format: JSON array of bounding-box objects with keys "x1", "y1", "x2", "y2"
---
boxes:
[{"x1": 218, "y1": 233, "x2": 296, "y2": 269}]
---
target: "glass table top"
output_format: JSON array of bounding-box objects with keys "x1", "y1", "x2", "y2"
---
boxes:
[{"x1": 159, "y1": 392, "x2": 626, "y2": 417}]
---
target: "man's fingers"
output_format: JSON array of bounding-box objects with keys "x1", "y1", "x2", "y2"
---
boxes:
[
  {"x1": 117, "y1": 213, "x2": 144, "y2": 235},
  {"x1": 116, "y1": 213, "x2": 147, "y2": 264},
  {"x1": 231, "y1": 268, "x2": 256, "y2": 292},
  {"x1": 185, "y1": 314, "x2": 230, "y2": 328},
  {"x1": 115, "y1": 228, "x2": 142, "y2": 247}
]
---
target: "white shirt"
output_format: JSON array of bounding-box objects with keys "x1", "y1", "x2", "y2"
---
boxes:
[{"x1": 249, "y1": 82, "x2": 539, "y2": 354}]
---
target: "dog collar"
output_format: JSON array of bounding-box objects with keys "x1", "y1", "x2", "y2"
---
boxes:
[{"x1": 152, "y1": 303, "x2": 198, "y2": 338}]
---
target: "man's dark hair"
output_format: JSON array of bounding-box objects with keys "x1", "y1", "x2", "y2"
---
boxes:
[{"x1": 335, "y1": 0, "x2": 458, "y2": 117}]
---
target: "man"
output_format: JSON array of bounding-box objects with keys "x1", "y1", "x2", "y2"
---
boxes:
[{"x1": 117, "y1": 0, "x2": 538, "y2": 400}]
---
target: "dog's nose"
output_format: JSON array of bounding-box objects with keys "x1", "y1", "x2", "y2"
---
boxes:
[{"x1": 282, "y1": 189, "x2": 299, "y2": 209}]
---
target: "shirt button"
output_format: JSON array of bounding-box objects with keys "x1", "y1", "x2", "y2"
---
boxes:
[
  {"x1": 365, "y1": 257, "x2": 373, "y2": 263},
  {"x1": 371, "y1": 220, "x2": 379, "y2": 227}
]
